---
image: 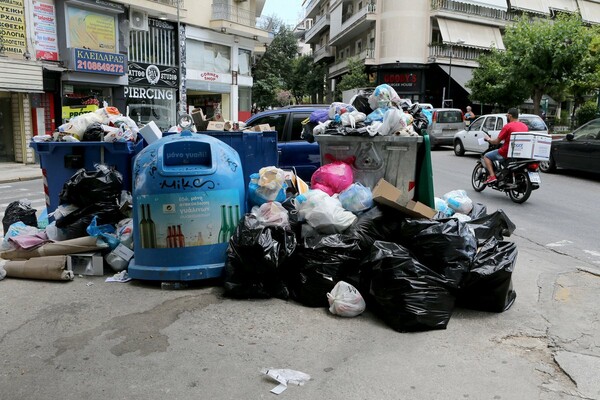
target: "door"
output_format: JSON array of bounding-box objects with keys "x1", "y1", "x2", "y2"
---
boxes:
[{"x1": 462, "y1": 116, "x2": 484, "y2": 151}]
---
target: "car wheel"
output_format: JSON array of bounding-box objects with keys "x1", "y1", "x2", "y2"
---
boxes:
[
  {"x1": 454, "y1": 139, "x2": 465, "y2": 156},
  {"x1": 539, "y1": 155, "x2": 556, "y2": 173}
]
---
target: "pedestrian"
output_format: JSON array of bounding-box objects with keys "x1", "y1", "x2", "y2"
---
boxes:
[
  {"x1": 464, "y1": 105, "x2": 476, "y2": 126},
  {"x1": 482, "y1": 107, "x2": 528, "y2": 185}
]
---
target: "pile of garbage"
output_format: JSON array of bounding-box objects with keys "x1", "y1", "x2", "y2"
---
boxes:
[
  {"x1": 302, "y1": 84, "x2": 430, "y2": 140},
  {"x1": 33, "y1": 106, "x2": 140, "y2": 143},
  {"x1": 1, "y1": 164, "x2": 134, "y2": 280},
  {"x1": 225, "y1": 165, "x2": 519, "y2": 333}
]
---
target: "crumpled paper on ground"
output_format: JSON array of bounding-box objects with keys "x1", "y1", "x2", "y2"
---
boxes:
[{"x1": 261, "y1": 368, "x2": 310, "y2": 394}]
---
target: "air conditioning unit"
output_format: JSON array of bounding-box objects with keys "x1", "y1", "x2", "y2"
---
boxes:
[{"x1": 129, "y1": 8, "x2": 149, "y2": 31}]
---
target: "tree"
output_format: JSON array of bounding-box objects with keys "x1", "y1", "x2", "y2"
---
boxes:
[
  {"x1": 251, "y1": 24, "x2": 299, "y2": 108},
  {"x1": 469, "y1": 14, "x2": 600, "y2": 115},
  {"x1": 335, "y1": 58, "x2": 370, "y2": 101},
  {"x1": 289, "y1": 55, "x2": 326, "y2": 103}
]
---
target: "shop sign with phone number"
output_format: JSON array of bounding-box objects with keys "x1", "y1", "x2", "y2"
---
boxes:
[{"x1": 73, "y1": 48, "x2": 126, "y2": 75}]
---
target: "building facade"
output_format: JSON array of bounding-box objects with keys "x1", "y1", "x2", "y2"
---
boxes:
[
  {"x1": 0, "y1": 0, "x2": 271, "y2": 164},
  {"x1": 300, "y1": 0, "x2": 600, "y2": 114}
]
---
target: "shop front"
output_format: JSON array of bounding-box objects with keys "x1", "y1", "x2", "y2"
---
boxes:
[
  {"x1": 125, "y1": 18, "x2": 178, "y2": 131},
  {"x1": 185, "y1": 26, "x2": 254, "y2": 123},
  {"x1": 55, "y1": 0, "x2": 128, "y2": 122},
  {"x1": 375, "y1": 66, "x2": 426, "y2": 104}
]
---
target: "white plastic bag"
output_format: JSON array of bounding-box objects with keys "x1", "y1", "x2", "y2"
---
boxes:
[
  {"x1": 296, "y1": 191, "x2": 357, "y2": 233},
  {"x1": 442, "y1": 189, "x2": 473, "y2": 214},
  {"x1": 327, "y1": 281, "x2": 366, "y2": 317},
  {"x1": 251, "y1": 202, "x2": 289, "y2": 227}
]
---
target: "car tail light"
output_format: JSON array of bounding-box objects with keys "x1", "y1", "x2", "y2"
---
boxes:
[
  {"x1": 432, "y1": 112, "x2": 437, "y2": 123},
  {"x1": 461, "y1": 111, "x2": 465, "y2": 121},
  {"x1": 527, "y1": 163, "x2": 539, "y2": 171}
]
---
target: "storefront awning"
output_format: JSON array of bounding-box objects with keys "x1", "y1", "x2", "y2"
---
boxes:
[
  {"x1": 509, "y1": 0, "x2": 550, "y2": 14},
  {"x1": 546, "y1": 0, "x2": 578, "y2": 11},
  {"x1": 438, "y1": 18, "x2": 505, "y2": 50},
  {"x1": 578, "y1": 0, "x2": 600, "y2": 23},
  {"x1": 42, "y1": 64, "x2": 66, "y2": 72},
  {"x1": 456, "y1": 0, "x2": 508, "y2": 11},
  {"x1": 440, "y1": 65, "x2": 474, "y2": 94}
]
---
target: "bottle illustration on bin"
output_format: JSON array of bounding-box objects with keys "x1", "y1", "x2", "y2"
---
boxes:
[
  {"x1": 217, "y1": 203, "x2": 240, "y2": 243},
  {"x1": 139, "y1": 204, "x2": 157, "y2": 248},
  {"x1": 166, "y1": 224, "x2": 186, "y2": 248}
]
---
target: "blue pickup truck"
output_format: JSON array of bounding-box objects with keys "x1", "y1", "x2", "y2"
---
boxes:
[{"x1": 244, "y1": 105, "x2": 328, "y2": 182}]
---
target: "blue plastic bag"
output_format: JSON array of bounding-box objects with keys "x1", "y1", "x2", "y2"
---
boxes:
[
  {"x1": 86, "y1": 216, "x2": 120, "y2": 250},
  {"x1": 338, "y1": 183, "x2": 373, "y2": 213}
]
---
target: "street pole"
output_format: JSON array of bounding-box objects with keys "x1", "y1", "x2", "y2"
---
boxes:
[
  {"x1": 177, "y1": 0, "x2": 183, "y2": 115},
  {"x1": 447, "y1": 44, "x2": 452, "y2": 108}
]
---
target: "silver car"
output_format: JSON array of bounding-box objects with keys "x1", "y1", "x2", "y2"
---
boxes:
[
  {"x1": 453, "y1": 113, "x2": 548, "y2": 156},
  {"x1": 428, "y1": 108, "x2": 466, "y2": 147}
]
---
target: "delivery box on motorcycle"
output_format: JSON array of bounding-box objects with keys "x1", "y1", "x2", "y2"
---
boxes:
[{"x1": 508, "y1": 133, "x2": 551, "y2": 161}]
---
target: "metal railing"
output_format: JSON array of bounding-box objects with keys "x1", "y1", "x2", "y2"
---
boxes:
[
  {"x1": 148, "y1": 0, "x2": 183, "y2": 7},
  {"x1": 430, "y1": 0, "x2": 513, "y2": 20},
  {"x1": 429, "y1": 44, "x2": 484, "y2": 61},
  {"x1": 212, "y1": 3, "x2": 256, "y2": 26}
]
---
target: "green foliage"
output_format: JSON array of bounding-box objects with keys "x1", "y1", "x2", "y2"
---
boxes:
[
  {"x1": 335, "y1": 58, "x2": 370, "y2": 100},
  {"x1": 469, "y1": 14, "x2": 600, "y2": 115},
  {"x1": 575, "y1": 100, "x2": 598, "y2": 126},
  {"x1": 289, "y1": 55, "x2": 326, "y2": 104}
]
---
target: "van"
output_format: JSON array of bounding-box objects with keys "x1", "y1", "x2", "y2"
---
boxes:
[{"x1": 427, "y1": 108, "x2": 465, "y2": 147}]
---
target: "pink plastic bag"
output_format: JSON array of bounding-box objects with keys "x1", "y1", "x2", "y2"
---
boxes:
[{"x1": 310, "y1": 157, "x2": 354, "y2": 195}]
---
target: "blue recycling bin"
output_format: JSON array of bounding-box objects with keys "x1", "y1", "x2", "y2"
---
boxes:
[
  {"x1": 128, "y1": 131, "x2": 246, "y2": 281},
  {"x1": 29, "y1": 140, "x2": 142, "y2": 217}
]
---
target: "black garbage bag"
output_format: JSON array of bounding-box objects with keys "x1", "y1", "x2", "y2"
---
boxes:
[
  {"x1": 469, "y1": 202, "x2": 488, "y2": 219},
  {"x1": 54, "y1": 201, "x2": 125, "y2": 239},
  {"x1": 350, "y1": 91, "x2": 374, "y2": 115},
  {"x1": 456, "y1": 238, "x2": 518, "y2": 312},
  {"x1": 396, "y1": 218, "x2": 477, "y2": 289},
  {"x1": 287, "y1": 232, "x2": 363, "y2": 307},
  {"x1": 466, "y1": 209, "x2": 516, "y2": 242},
  {"x1": 367, "y1": 241, "x2": 456, "y2": 332},
  {"x1": 59, "y1": 164, "x2": 123, "y2": 207},
  {"x1": 82, "y1": 122, "x2": 104, "y2": 141},
  {"x1": 301, "y1": 122, "x2": 317, "y2": 143},
  {"x1": 408, "y1": 104, "x2": 429, "y2": 134},
  {"x1": 346, "y1": 205, "x2": 404, "y2": 253},
  {"x1": 2, "y1": 200, "x2": 38, "y2": 233},
  {"x1": 223, "y1": 214, "x2": 297, "y2": 300}
]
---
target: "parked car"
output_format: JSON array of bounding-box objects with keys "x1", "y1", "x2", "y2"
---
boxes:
[
  {"x1": 427, "y1": 108, "x2": 465, "y2": 147},
  {"x1": 540, "y1": 118, "x2": 600, "y2": 174},
  {"x1": 244, "y1": 105, "x2": 328, "y2": 182},
  {"x1": 453, "y1": 113, "x2": 548, "y2": 156}
]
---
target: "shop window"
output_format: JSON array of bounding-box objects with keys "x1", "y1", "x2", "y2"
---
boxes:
[
  {"x1": 238, "y1": 49, "x2": 251, "y2": 75},
  {"x1": 125, "y1": 87, "x2": 176, "y2": 132},
  {"x1": 187, "y1": 40, "x2": 231, "y2": 73}
]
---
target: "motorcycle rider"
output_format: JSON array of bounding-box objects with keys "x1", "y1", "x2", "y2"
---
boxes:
[{"x1": 483, "y1": 108, "x2": 529, "y2": 185}]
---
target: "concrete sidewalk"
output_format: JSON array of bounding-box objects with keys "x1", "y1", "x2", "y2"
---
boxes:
[{"x1": 0, "y1": 162, "x2": 43, "y2": 184}]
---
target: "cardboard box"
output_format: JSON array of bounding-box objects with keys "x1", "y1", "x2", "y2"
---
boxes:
[
  {"x1": 253, "y1": 124, "x2": 273, "y2": 132},
  {"x1": 139, "y1": 121, "x2": 162, "y2": 144},
  {"x1": 67, "y1": 252, "x2": 105, "y2": 276},
  {"x1": 508, "y1": 133, "x2": 552, "y2": 161},
  {"x1": 372, "y1": 178, "x2": 437, "y2": 219},
  {"x1": 206, "y1": 121, "x2": 227, "y2": 131}
]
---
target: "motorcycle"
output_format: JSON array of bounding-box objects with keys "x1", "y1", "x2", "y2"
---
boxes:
[{"x1": 471, "y1": 145, "x2": 542, "y2": 204}]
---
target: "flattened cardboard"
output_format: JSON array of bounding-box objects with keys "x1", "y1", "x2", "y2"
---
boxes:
[
  {"x1": 206, "y1": 121, "x2": 227, "y2": 131},
  {"x1": 372, "y1": 178, "x2": 436, "y2": 219}
]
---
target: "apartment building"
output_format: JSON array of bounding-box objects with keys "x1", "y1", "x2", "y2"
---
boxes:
[
  {"x1": 300, "y1": 0, "x2": 600, "y2": 111},
  {"x1": 0, "y1": 0, "x2": 270, "y2": 163}
]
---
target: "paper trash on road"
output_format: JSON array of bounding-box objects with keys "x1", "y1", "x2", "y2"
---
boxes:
[
  {"x1": 261, "y1": 368, "x2": 310, "y2": 394},
  {"x1": 105, "y1": 271, "x2": 132, "y2": 283}
]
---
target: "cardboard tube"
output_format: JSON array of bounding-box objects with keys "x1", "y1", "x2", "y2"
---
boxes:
[
  {"x1": 0, "y1": 236, "x2": 105, "y2": 260},
  {"x1": 4, "y1": 256, "x2": 73, "y2": 281}
]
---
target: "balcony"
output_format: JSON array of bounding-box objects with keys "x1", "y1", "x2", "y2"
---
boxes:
[
  {"x1": 125, "y1": 0, "x2": 187, "y2": 21},
  {"x1": 329, "y1": 48, "x2": 375, "y2": 77},
  {"x1": 428, "y1": 44, "x2": 484, "y2": 63},
  {"x1": 304, "y1": 0, "x2": 323, "y2": 19},
  {"x1": 210, "y1": 3, "x2": 270, "y2": 41},
  {"x1": 430, "y1": 0, "x2": 516, "y2": 24},
  {"x1": 305, "y1": 14, "x2": 330, "y2": 44},
  {"x1": 313, "y1": 45, "x2": 334, "y2": 62},
  {"x1": 329, "y1": 2, "x2": 376, "y2": 46},
  {"x1": 148, "y1": 0, "x2": 180, "y2": 6}
]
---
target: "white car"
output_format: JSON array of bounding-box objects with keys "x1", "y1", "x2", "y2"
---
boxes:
[{"x1": 453, "y1": 113, "x2": 548, "y2": 156}]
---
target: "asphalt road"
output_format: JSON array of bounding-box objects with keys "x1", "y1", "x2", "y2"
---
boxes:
[
  {"x1": 430, "y1": 147, "x2": 600, "y2": 267},
  {"x1": 0, "y1": 154, "x2": 599, "y2": 400}
]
